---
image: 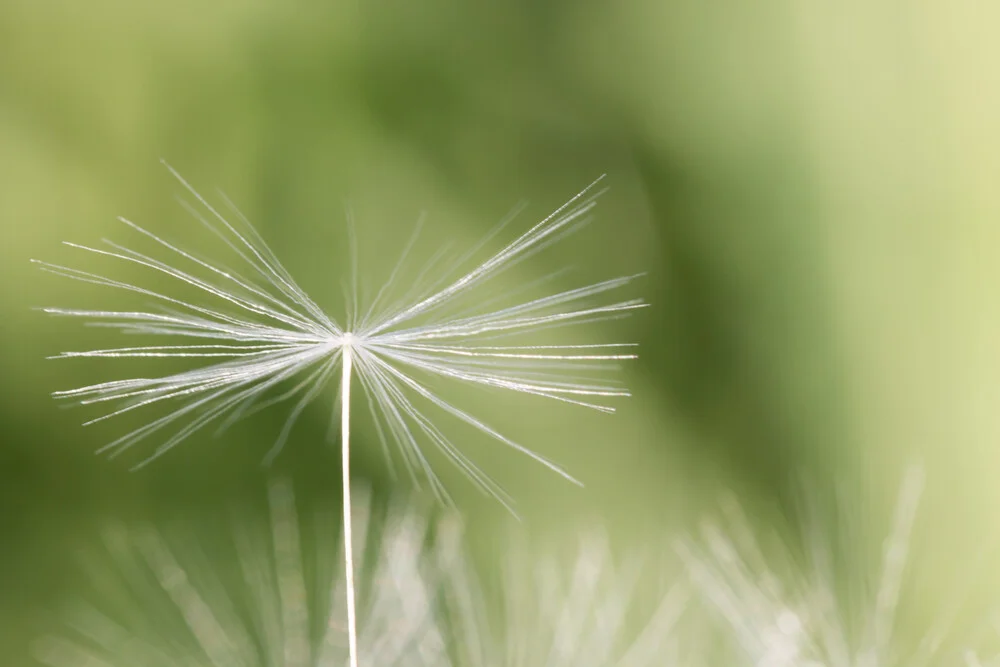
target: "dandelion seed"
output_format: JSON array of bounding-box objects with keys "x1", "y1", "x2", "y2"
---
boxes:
[
  {"x1": 36, "y1": 479, "x2": 449, "y2": 667},
  {"x1": 36, "y1": 166, "x2": 645, "y2": 667},
  {"x1": 676, "y1": 466, "x2": 988, "y2": 667},
  {"x1": 35, "y1": 167, "x2": 645, "y2": 503}
]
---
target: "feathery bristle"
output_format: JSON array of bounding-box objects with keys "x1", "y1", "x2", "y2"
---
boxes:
[{"x1": 37, "y1": 167, "x2": 645, "y2": 510}]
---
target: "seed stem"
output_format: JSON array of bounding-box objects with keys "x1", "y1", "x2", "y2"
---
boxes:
[{"x1": 341, "y1": 337, "x2": 359, "y2": 667}]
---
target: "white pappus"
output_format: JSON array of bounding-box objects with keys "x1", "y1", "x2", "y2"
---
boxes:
[
  {"x1": 35, "y1": 166, "x2": 644, "y2": 510},
  {"x1": 34, "y1": 165, "x2": 646, "y2": 667}
]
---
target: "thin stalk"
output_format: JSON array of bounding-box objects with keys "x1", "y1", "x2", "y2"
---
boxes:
[{"x1": 341, "y1": 337, "x2": 359, "y2": 667}]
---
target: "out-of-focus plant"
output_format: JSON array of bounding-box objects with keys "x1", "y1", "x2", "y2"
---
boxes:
[{"x1": 679, "y1": 466, "x2": 998, "y2": 667}]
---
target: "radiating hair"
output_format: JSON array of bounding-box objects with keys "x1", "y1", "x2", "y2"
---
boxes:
[{"x1": 36, "y1": 166, "x2": 645, "y2": 512}]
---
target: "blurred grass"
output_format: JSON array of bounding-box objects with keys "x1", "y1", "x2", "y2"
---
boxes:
[{"x1": 4, "y1": 0, "x2": 1000, "y2": 663}]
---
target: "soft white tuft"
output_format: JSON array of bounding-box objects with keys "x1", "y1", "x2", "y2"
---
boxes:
[{"x1": 36, "y1": 167, "x2": 645, "y2": 512}]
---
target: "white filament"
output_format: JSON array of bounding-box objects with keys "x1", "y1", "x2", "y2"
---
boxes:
[{"x1": 341, "y1": 335, "x2": 359, "y2": 667}]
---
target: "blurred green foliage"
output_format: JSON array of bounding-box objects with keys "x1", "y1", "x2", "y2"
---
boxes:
[{"x1": 4, "y1": 0, "x2": 1000, "y2": 663}]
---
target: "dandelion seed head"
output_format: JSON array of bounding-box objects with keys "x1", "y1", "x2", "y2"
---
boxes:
[
  {"x1": 37, "y1": 480, "x2": 449, "y2": 667},
  {"x1": 36, "y1": 167, "x2": 645, "y2": 510},
  {"x1": 438, "y1": 525, "x2": 700, "y2": 667},
  {"x1": 679, "y1": 465, "x2": 993, "y2": 667}
]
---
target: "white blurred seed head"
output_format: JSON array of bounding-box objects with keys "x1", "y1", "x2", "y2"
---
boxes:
[
  {"x1": 36, "y1": 480, "x2": 448, "y2": 667},
  {"x1": 677, "y1": 466, "x2": 996, "y2": 667},
  {"x1": 436, "y1": 522, "x2": 699, "y2": 667},
  {"x1": 36, "y1": 484, "x2": 710, "y2": 667}
]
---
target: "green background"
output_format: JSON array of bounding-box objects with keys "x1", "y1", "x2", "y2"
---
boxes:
[{"x1": 3, "y1": 0, "x2": 1000, "y2": 662}]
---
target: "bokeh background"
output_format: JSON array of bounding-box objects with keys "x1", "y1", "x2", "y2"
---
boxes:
[{"x1": 4, "y1": 0, "x2": 1000, "y2": 663}]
